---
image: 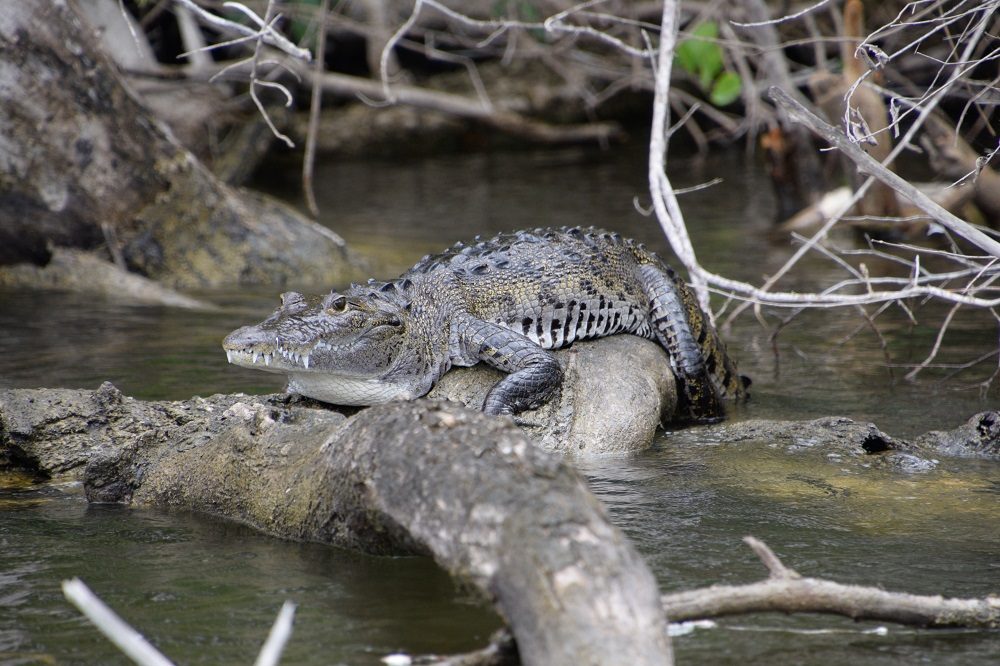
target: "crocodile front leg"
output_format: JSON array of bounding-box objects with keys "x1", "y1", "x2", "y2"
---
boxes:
[{"x1": 456, "y1": 317, "x2": 564, "y2": 415}]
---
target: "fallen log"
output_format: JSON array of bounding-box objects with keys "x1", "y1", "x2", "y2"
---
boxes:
[
  {"x1": 0, "y1": 384, "x2": 673, "y2": 666},
  {"x1": 5, "y1": 383, "x2": 998, "y2": 664}
]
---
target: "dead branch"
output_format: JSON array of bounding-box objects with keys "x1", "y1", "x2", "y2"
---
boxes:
[
  {"x1": 662, "y1": 537, "x2": 1000, "y2": 629},
  {"x1": 769, "y1": 86, "x2": 1000, "y2": 258},
  {"x1": 281, "y1": 61, "x2": 624, "y2": 145},
  {"x1": 173, "y1": 0, "x2": 310, "y2": 61},
  {"x1": 649, "y1": 0, "x2": 711, "y2": 312},
  {"x1": 645, "y1": 1, "x2": 1000, "y2": 319},
  {"x1": 302, "y1": 0, "x2": 330, "y2": 217}
]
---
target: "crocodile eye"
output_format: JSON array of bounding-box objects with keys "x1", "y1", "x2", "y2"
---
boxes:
[{"x1": 326, "y1": 295, "x2": 348, "y2": 314}]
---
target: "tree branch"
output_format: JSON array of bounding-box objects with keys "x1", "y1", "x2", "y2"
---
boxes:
[
  {"x1": 286, "y1": 63, "x2": 623, "y2": 145},
  {"x1": 648, "y1": 0, "x2": 711, "y2": 312},
  {"x1": 770, "y1": 86, "x2": 1000, "y2": 258},
  {"x1": 662, "y1": 538, "x2": 1000, "y2": 628}
]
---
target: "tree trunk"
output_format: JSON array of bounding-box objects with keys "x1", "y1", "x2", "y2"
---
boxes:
[
  {"x1": 0, "y1": 0, "x2": 360, "y2": 288},
  {"x1": 0, "y1": 384, "x2": 674, "y2": 666}
]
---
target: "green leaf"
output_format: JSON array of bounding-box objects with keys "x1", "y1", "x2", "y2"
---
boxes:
[
  {"x1": 709, "y1": 71, "x2": 742, "y2": 107},
  {"x1": 675, "y1": 22, "x2": 723, "y2": 90}
]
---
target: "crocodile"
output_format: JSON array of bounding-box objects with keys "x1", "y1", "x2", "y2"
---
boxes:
[{"x1": 223, "y1": 227, "x2": 747, "y2": 420}]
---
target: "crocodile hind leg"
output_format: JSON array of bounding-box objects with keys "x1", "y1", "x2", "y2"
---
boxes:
[
  {"x1": 636, "y1": 263, "x2": 723, "y2": 420},
  {"x1": 458, "y1": 318, "x2": 564, "y2": 415}
]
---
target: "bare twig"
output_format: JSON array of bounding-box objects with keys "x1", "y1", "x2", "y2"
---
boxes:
[
  {"x1": 247, "y1": 2, "x2": 294, "y2": 148},
  {"x1": 743, "y1": 536, "x2": 799, "y2": 579},
  {"x1": 303, "y1": 0, "x2": 331, "y2": 217},
  {"x1": 173, "y1": 0, "x2": 311, "y2": 61},
  {"x1": 661, "y1": 538, "x2": 1000, "y2": 628},
  {"x1": 254, "y1": 601, "x2": 296, "y2": 666},
  {"x1": 730, "y1": 0, "x2": 833, "y2": 28},
  {"x1": 277, "y1": 60, "x2": 622, "y2": 145},
  {"x1": 62, "y1": 578, "x2": 174, "y2": 666},
  {"x1": 64, "y1": 577, "x2": 297, "y2": 666},
  {"x1": 174, "y1": 3, "x2": 211, "y2": 71},
  {"x1": 649, "y1": 0, "x2": 711, "y2": 312},
  {"x1": 770, "y1": 86, "x2": 1000, "y2": 258}
]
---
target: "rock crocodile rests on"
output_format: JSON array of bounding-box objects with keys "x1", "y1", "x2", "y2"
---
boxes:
[{"x1": 223, "y1": 227, "x2": 747, "y2": 420}]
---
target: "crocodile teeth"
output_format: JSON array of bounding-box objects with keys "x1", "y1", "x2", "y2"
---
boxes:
[
  {"x1": 226, "y1": 350, "x2": 233, "y2": 363},
  {"x1": 264, "y1": 353, "x2": 271, "y2": 366},
  {"x1": 252, "y1": 352, "x2": 259, "y2": 364},
  {"x1": 303, "y1": 354, "x2": 310, "y2": 369}
]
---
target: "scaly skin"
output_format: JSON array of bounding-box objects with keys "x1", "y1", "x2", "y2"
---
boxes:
[{"x1": 223, "y1": 227, "x2": 747, "y2": 420}]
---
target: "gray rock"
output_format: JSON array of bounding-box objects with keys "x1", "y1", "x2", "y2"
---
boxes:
[
  {"x1": 680, "y1": 416, "x2": 905, "y2": 455},
  {"x1": 914, "y1": 411, "x2": 1000, "y2": 457},
  {"x1": 0, "y1": 248, "x2": 214, "y2": 309}
]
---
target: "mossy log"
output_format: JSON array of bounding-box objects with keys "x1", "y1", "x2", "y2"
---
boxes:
[
  {"x1": 0, "y1": 384, "x2": 673, "y2": 666},
  {"x1": 0, "y1": 0, "x2": 361, "y2": 288}
]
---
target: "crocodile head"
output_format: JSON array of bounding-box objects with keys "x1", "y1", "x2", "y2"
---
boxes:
[{"x1": 223, "y1": 289, "x2": 419, "y2": 405}]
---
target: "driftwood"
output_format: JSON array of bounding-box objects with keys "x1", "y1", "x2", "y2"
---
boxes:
[
  {"x1": 0, "y1": 384, "x2": 672, "y2": 666},
  {"x1": 0, "y1": 0, "x2": 360, "y2": 288},
  {"x1": 663, "y1": 537, "x2": 1000, "y2": 629},
  {"x1": 776, "y1": 182, "x2": 974, "y2": 236}
]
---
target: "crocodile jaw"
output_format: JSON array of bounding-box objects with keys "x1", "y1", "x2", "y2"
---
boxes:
[
  {"x1": 224, "y1": 348, "x2": 291, "y2": 373},
  {"x1": 286, "y1": 372, "x2": 420, "y2": 405}
]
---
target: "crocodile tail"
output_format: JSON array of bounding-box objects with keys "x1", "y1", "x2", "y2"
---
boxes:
[{"x1": 637, "y1": 263, "x2": 744, "y2": 421}]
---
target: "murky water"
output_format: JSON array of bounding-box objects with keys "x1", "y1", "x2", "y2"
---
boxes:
[{"x1": 1, "y1": 145, "x2": 997, "y2": 664}]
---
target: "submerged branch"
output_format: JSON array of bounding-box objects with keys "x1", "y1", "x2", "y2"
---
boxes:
[{"x1": 662, "y1": 537, "x2": 1000, "y2": 629}]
